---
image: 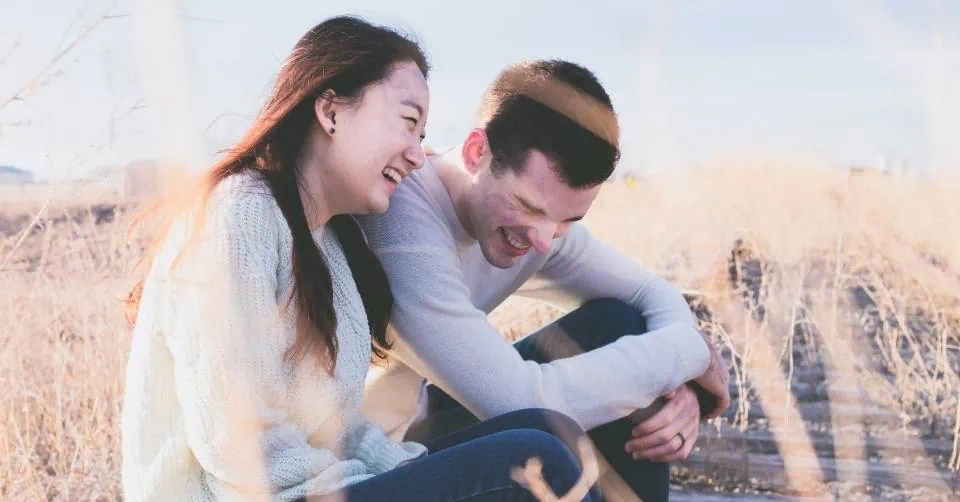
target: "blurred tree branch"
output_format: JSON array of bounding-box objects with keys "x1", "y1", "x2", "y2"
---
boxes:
[
  {"x1": 0, "y1": 3, "x2": 126, "y2": 115},
  {"x1": 0, "y1": 38, "x2": 23, "y2": 68}
]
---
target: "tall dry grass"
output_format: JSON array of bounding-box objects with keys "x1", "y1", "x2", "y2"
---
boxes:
[
  {"x1": 1, "y1": 201, "x2": 140, "y2": 500},
  {"x1": 584, "y1": 160, "x2": 960, "y2": 432},
  {"x1": 1, "y1": 160, "x2": 958, "y2": 500}
]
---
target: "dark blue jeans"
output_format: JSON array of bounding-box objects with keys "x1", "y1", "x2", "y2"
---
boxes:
[
  {"x1": 313, "y1": 408, "x2": 600, "y2": 501},
  {"x1": 405, "y1": 298, "x2": 671, "y2": 502}
]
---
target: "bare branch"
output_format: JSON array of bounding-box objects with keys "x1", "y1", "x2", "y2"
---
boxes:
[
  {"x1": 54, "y1": 0, "x2": 91, "y2": 55},
  {"x1": 950, "y1": 398, "x2": 959, "y2": 471},
  {"x1": 179, "y1": 14, "x2": 223, "y2": 24},
  {"x1": 0, "y1": 197, "x2": 53, "y2": 271},
  {"x1": 0, "y1": 37, "x2": 22, "y2": 67},
  {"x1": 119, "y1": 99, "x2": 148, "y2": 119},
  {"x1": 0, "y1": 3, "x2": 127, "y2": 114},
  {"x1": 202, "y1": 111, "x2": 252, "y2": 134}
]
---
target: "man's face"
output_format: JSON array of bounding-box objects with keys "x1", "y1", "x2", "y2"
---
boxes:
[{"x1": 467, "y1": 150, "x2": 601, "y2": 269}]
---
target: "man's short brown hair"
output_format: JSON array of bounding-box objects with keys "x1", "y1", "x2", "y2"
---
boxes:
[{"x1": 478, "y1": 60, "x2": 621, "y2": 188}]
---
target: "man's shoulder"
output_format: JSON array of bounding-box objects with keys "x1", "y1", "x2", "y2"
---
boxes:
[{"x1": 357, "y1": 163, "x2": 455, "y2": 250}]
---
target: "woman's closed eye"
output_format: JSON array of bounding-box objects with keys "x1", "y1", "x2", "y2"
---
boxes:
[{"x1": 404, "y1": 116, "x2": 426, "y2": 141}]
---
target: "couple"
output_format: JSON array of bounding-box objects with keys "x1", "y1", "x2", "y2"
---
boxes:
[{"x1": 121, "y1": 15, "x2": 730, "y2": 502}]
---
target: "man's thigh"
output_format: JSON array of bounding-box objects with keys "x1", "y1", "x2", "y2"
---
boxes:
[{"x1": 513, "y1": 298, "x2": 647, "y2": 363}]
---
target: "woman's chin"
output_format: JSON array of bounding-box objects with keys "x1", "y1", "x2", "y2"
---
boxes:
[{"x1": 363, "y1": 194, "x2": 391, "y2": 215}]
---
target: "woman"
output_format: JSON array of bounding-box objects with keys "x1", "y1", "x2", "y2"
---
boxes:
[{"x1": 121, "y1": 16, "x2": 597, "y2": 502}]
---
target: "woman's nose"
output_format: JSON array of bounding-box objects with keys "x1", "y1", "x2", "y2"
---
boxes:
[{"x1": 404, "y1": 142, "x2": 426, "y2": 170}]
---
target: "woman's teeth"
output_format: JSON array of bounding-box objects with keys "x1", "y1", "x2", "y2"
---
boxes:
[
  {"x1": 382, "y1": 167, "x2": 403, "y2": 184},
  {"x1": 504, "y1": 230, "x2": 530, "y2": 250}
]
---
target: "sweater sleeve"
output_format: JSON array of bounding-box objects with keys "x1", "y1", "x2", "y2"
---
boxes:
[
  {"x1": 162, "y1": 192, "x2": 372, "y2": 500},
  {"x1": 366, "y1": 213, "x2": 709, "y2": 432},
  {"x1": 346, "y1": 421, "x2": 426, "y2": 475},
  {"x1": 520, "y1": 223, "x2": 711, "y2": 392}
]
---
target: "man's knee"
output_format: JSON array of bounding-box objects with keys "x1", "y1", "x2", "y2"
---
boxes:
[
  {"x1": 507, "y1": 429, "x2": 576, "y2": 460},
  {"x1": 579, "y1": 298, "x2": 642, "y2": 323},
  {"x1": 564, "y1": 298, "x2": 647, "y2": 338}
]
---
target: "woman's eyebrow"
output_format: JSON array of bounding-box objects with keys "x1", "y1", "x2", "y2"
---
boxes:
[{"x1": 402, "y1": 99, "x2": 423, "y2": 118}]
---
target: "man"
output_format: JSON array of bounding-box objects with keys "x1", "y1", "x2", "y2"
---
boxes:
[{"x1": 358, "y1": 60, "x2": 730, "y2": 501}]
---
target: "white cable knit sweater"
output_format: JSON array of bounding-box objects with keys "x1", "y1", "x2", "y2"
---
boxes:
[{"x1": 121, "y1": 172, "x2": 425, "y2": 501}]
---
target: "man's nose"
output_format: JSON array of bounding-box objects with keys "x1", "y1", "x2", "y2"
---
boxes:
[{"x1": 529, "y1": 222, "x2": 557, "y2": 254}]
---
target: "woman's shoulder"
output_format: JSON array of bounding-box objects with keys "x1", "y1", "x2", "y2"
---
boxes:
[
  {"x1": 208, "y1": 171, "x2": 285, "y2": 233},
  {"x1": 211, "y1": 170, "x2": 275, "y2": 206},
  {"x1": 147, "y1": 170, "x2": 293, "y2": 287}
]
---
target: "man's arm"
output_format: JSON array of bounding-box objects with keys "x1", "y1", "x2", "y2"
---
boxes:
[
  {"x1": 375, "y1": 234, "x2": 709, "y2": 431},
  {"x1": 522, "y1": 223, "x2": 729, "y2": 416},
  {"x1": 521, "y1": 223, "x2": 711, "y2": 378}
]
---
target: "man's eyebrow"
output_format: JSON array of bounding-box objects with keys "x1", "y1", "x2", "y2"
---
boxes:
[
  {"x1": 402, "y1": 99, "x2": 423, "y2": 118},
  {"x1": 515, "y1": 194, "x2": 546, "y2": 216},
  {"x1": 516, "y1": 194, "x2": 584, "y2": 222}
]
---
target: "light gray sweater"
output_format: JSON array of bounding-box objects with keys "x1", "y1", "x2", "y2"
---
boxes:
[
  {"x1": 358, "y1": 162, "x2": 711, "y2": 438},
  {"x1": 121, "y1": 173, "x2": 425, "y2": 502}
]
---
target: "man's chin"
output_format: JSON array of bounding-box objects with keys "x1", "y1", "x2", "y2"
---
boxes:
[{"x1": 480, "y1": 245, "x2": 517, "y2": 269}]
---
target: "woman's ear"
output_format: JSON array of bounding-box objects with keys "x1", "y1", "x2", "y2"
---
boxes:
[{"x1": 314, "y1": 90, "x2": 338, "y2": 137}]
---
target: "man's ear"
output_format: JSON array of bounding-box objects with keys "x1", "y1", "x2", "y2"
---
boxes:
[
  {"x1": 462, "y1": 129, "x2": 490, "y2": 176},
  {"x1": 314, "y1": 90, "x2": 338, "y2": 137}
]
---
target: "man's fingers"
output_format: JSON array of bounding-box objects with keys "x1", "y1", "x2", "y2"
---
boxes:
[
  {"x1": 631, "y1": 396, "x2": 700, "y2": 460},
  {"x1": 628, "y1": 384, "x2": 705, "y2": 460},
  {"x1": 631, "y1": 394, "x2": 682, "y2": 437},
  {"x1": 625, "y1": 423, "x2": 679, "y2": 453},
  {"x1": 645, "y1": 414, "x2": 700, "y2": 462},
  {"x1": 628, "y1": 396, "x2": 697, "y2": 453},
  {"x1": 631, "y1": 432, "x2": 683, "y2": 461},
  {"x1": 654, "y1": 432, "x2": 697, "y2": 462}
]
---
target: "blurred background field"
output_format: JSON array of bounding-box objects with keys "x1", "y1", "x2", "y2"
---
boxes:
[{"x1": 3, "y1": 161, "x2": 959, "y2": 500}]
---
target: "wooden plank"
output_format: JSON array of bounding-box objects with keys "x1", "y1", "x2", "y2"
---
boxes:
[
  {"x1": 727, "y1": 366, "x2": 831, "y2": 386},
  {"x1": 677, "y1": 450, "x2": 959, "y2": 493},
  {"x1": 670, "y1": 490, "x2": 822, "y2": 502},
  {"x1": 729, "y1": 381, "x2": 868, "y2": 404},
  {"x1": 721, "y1": 401, "x2": 901, "y2": 426},
  {"x1": 696, "y1": 424, "x2": 955, "y2": 459}
]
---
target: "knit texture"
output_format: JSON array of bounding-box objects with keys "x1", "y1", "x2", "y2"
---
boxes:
[
  {"x1": 121, "y1": 172, "x2": 425, "y2": 502},
  {"x1": 358, "y1": 161, "x2": 712, "y2": 439}
]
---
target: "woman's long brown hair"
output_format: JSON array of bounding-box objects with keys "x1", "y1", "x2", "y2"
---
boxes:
[{"x1": 124, "y1": 16, "x2": 429, "y2": 370}]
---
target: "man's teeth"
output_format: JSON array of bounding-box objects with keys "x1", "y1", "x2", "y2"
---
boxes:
[
  {"x1": 504, "y1": 230, "x2": 530, "y2": 250},
  {"x1": 383, "y1": 167, "x2": 402, "y2": 184}
]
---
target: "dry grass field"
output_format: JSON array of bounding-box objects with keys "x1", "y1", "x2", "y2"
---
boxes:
[{"x1": 2, "y1": 160, "x2": 959, "y2": 500}]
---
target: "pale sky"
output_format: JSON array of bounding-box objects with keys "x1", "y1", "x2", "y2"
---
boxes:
[{"x1": 1, "y1": 0, "x2": 958, "y2": 180}]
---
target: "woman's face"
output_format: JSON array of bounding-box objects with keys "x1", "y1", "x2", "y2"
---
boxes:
[{"x1": 315, "y1": 60, "x2": 430, "y2": 215}]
